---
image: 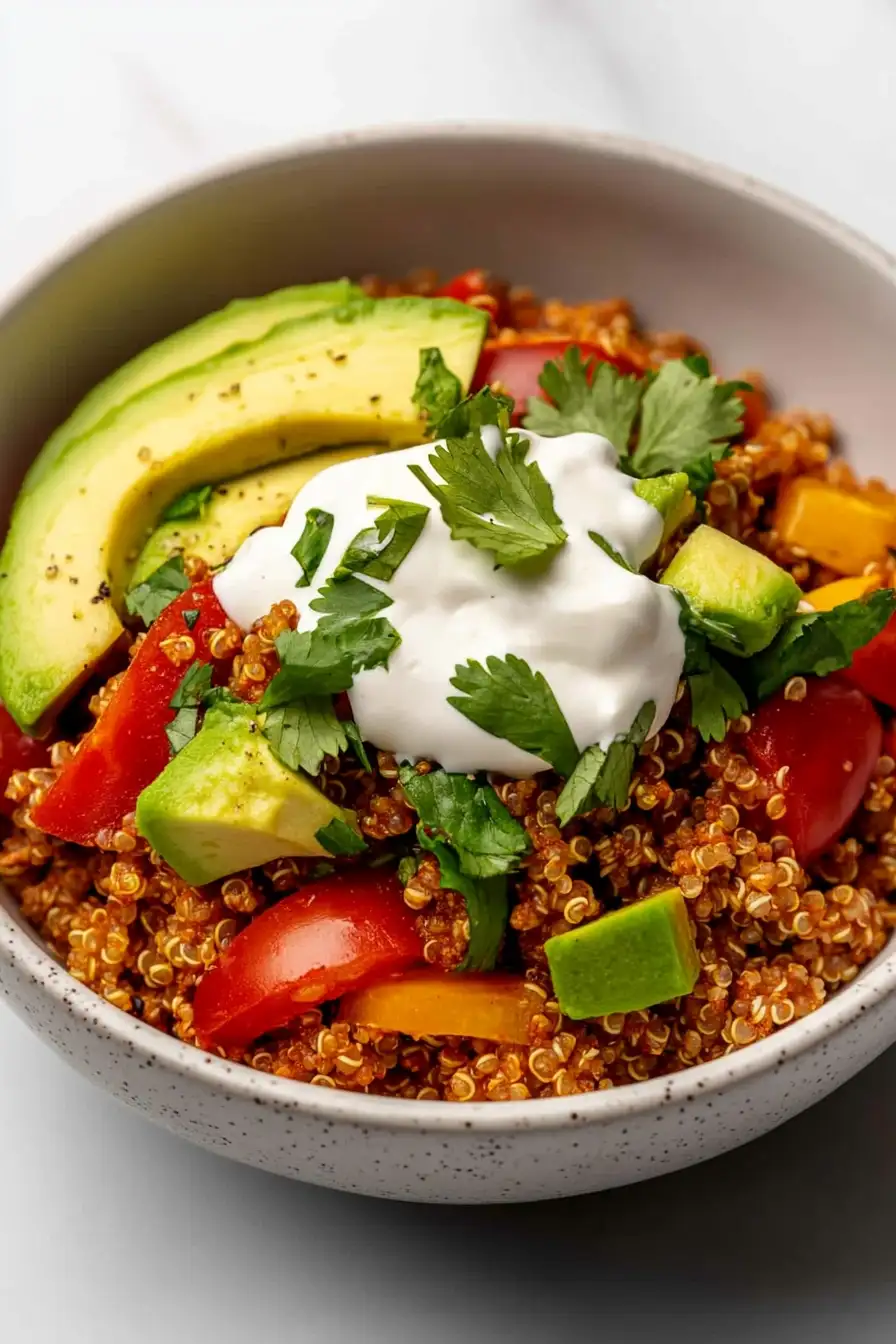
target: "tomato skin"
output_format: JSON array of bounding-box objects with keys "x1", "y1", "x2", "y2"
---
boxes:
[
  {"x1": 435, "y1": 268, "x2": 509, "y2": 327},
  {"x1": 744, "y1": 676, "x2": 882, "y2": 862},
  {"x1": 193, "y1": 872, "x2": 423, "y2": 1051},
  {"x1": 845, "y1": 612, "x2": 896, "y2": 709},
  {"x1": 472, "y1": 339, "x2": 639, "y2": 419},
  {"x1": 0, "y1": 704, "x2": 51, "y2": 817},
  {"x1": 32, "y1": 580, "x2": 228, "y2": 845}
]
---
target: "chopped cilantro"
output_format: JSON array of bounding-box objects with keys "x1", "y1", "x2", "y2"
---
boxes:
[
  {"x1": 334, "y1": 498, "x2": 429, "y2": 583},
  {"x1": 397, "y1": 855, "x2": 419, "y2": 885},
  {"x1": 261, "y1": 699, "x2": 348, "y2": 776},
  {"x1": 165, "y1": 660, "x2": 214, "y2": 755},
  {"x1": 316, "y1": 817, "x2": 368, "y2": 856},
  {"x1": 673, "y1": 591, "x2": 746, "y2": 656},
  {"x1": 449, "y1": 654, "x2": 579, "y2": 776},
  {"x1": 125, "y1": 556, "x2": 190, "y2": 628},
  {"x1": 162, "y1": 484, "x2": 213, "y2": 523},
  {"x1": 589, "y1": 530, "x2": 634, "y2": 572},
  {"x1": 399, "y1": 766, "x2": 530, "y2": 878},
  {"x1": 632, "y1": 359, "x2": 745, "y2": 481},
  {"x1": 409, "y1": 427, "x2": 567, "y2": 569},
  {"x1": 310, "y1": 574, "x2": 394, "y2": 629},
  {"x1": 745, "y1": 589, "x2": 896, "y2": 702},
  {"x1": 416, "y1": 828, "x2": 508, "y2": 971},
  {"x1": 412, "y1": 347, "x2": 463, "y2": 428},
  {"x1": 524, "y1": 347, "x2": 643, "y2": 451},
  {"x1": 344, "y1": 720, "x2": 372, "y2": 772},
  {"x1": 688, "y1": 658, "x2": 748, "y2": 742},
  {"x1": 260, "y1": 620, "x2": 400, "y2": 710},
  {"x1": 556, "y1": 701, "x2": 655, "y2": 824},
  {"x1": 182, "y1": 608, "x2": 200, "y2": 630},
  {"x1": 433, "y1": 386, "x2": 513, "y2": 440},
  {"x1": 291, "y1": 508, "x2": 334, "y2": 588}
]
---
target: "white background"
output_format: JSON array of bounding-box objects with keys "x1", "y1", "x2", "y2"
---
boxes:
[{"x1": 3, "y1": 3, "x2": 896, "y2": 1341}]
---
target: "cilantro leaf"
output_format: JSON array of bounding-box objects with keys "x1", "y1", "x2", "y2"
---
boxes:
[
  {"x1": 182, "y1": 608, "x2": 200, "y2": 630},
  {"x1": 524, "y1": 346, "x2": 644, "y2": 451},
  {"x1": 262, "y1": 699, "x2": 348, "y2": 776},
  {"x1": 125, "y1": 556, "x2": 190, "y2": 628},
  {"x1": 413, "y1": 347, "x2": 463, "y2": 428},
  {"x1": 399, "y1": 766, "x2": 530, "y2": 878},
  {"x1": 409, "y1": 429, "x2": 567, "y2": 569},
  {"x1": 589, "y1": 530, "x2": 634, "y2": 572},
  {"x1": 416, "y1": 828, "x2": 509, "y2": 971},
  {"x1": 688, "y1": 658, "x2": 747, "y2": 742},
  {"x1": 449, "y1": 654, "x2": 579, "y2": 776},
  {"x1": 291, "y1": 508, "x2": 334, "y2": 588},
  {"x1": 745, "y1": 589, "x2": 896, "y2": 702},
  {"x1": 632, "y1": 359, "x2": 745, "y2": 480},
  {"x1": 162, "y1": 484, "x2": 213, "y2": 523},
  {"x1": 344, "y1": 720, "x2": 372, "y2": 772},
  {"x1": 310, "y1": 574, "x2": 394, "y2": 630},
  {"x1": 433, "y1": 386, "x2": 513, "y2": 440},
  {"x1": 673, "y1": 590, "x2": 746, "y2": 656},
  {"x1": 316, "y1": 817, "x2": 367, "y2": 856},
  {"x1": 334, "y1": 497, "x2": 429, "y2": 583},
  {"x1": 261, "y1": 619, "x2": 400, "y2": 710},
  {"x1": 165, "y1": 660, "x2": 214, "y2": 755},
  {"x1": 556, "y1": 701, "x2": 655, "y2": 824},
  {"x1": 397, "y1": 855, "x2": 419, "y2": 885}
]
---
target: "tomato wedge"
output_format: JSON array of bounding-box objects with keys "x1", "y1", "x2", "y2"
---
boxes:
[
  {"x1": 0, "y1": 704, "x2": 51, "y2": 817},
  {"x1": 340, "y1": 968, "x2": 536, "y2": 1045},
  {"x1": 744, "y1": 676, "x2": 882, "y2": 862},
  {"x1": 32, "y1": 580, "x2": 227, "y2": 845},
  {"x1": 844, "y1": 611, "x2": 896, "y2": 709},
  {"x1": 193, "y1": 872, "x2": 423, "y2": 1051},
  {"x1": 472, "y1": 338, "x2": 639, "y2": 419}
]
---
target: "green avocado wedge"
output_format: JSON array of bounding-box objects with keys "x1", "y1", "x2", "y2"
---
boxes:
[
  {"x1": 135, "y1": 699, "x2": 358, "y2": 885},
  {"x1": 131, "y1": 446, "x2": 380, "y2": 585},
  {"x1": 21, "y1": 279, "x2": 361, "y2": 495},
  {"x1": 0, "y1": 296, "x2": 488, "y2": 733}
]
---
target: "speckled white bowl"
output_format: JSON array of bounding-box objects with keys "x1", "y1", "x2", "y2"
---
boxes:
[{"x1": 2, "y1": 127, "x2": 896, "y2": 1204}]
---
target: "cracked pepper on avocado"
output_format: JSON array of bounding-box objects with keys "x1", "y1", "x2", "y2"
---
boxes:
[{"x1": 3, "y1": 268, "x2": 896, "y2": 1102}]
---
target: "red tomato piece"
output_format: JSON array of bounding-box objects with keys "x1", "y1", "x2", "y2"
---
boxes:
[
  {"x1": 472, "y1": 339, "x2": 639, "y2": 419},
  {"x1": 845, "y1": 611, "x2": 896, "y2": 709},
  {"x1": 0, "y1": 704, "x2": 51, "y2": 817},
  {"x1": 32, "y1": 580, "x2": 228, "y2": 846},
  {"x1": 193, "y1": 872, "x2": 423, "y2": 1051},
  {"x1": 744, "y1": 676, "x2": 882, "y2": 862},
  {"x1": 736, "y1": 384, "x2": 769, "y2": 441},
  {"x1": 435, "y1": 268, "x2": 509, "y2": 327}
]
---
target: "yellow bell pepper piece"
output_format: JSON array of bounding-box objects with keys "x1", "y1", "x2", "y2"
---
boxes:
[
  {"x1": 775, "y1": 477, "x2": 896, "y2": 575},
  {"x1": 805, "y1": 574, "x2": 882, "y2": 611}
]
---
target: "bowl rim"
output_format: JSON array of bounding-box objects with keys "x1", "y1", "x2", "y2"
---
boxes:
[{"x1": 3, "y1": 121, "x2": 896, "y2": 1135}]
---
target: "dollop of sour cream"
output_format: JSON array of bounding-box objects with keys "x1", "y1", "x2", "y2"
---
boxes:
[{"x1": 214, "y1": 430, "x2": 686, "y2": 778}]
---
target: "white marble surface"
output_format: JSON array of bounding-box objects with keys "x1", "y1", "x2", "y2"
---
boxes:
[{"x1": 3, "y1": 2, "x2": 896, "y2": 1340}]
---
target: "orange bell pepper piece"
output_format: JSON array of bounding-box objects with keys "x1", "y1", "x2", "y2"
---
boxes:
[
  {"x1": 805, "y1": 574, "x2": 882, "y2": 611},
  {"x1": 775, "y1": 478, "x2": 896, "y2": 575},
  {"x1": 340, "y1": 969, "x2": 540, "y2": 1045}
]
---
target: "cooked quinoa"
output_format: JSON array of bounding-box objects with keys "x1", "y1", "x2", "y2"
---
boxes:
[{"x1": 5, "y1": 273, "x2": 896, "y2": 1102}]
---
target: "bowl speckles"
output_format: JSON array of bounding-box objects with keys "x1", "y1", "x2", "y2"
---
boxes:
[{"x1": 2, "y1": 127, "x2": 896, "y2": 1202}]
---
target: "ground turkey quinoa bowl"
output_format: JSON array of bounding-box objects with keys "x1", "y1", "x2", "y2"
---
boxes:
[{"x1": 3, "y1": 130, "x2": 896, "y2": 1204}]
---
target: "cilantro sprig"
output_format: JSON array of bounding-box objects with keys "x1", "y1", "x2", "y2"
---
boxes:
[
  {"x1": 449, "y1": 654, "x2": 579, "y2": 776},
  {"x1": 291, "y1": 508, "x2": 334, "y2": 587},
  {"x1": 412, "y1": 347, "x2": 463, "y2": 428},
  {"x1": 526, "y1": 347, "x2": 643, "y2": 450},
  {"x1": 310, "y1": 574, "x2": 394, "y2": 629},
  {"x1": 409, "y1": 418, "x2": 567, "y2": 569},
  {"x1": 260, "y1": 620, "x2": 400, "y2": 711},
  {"x1": 334, "y1": 497, "x2": 429, "y2": 583},
  {"x1": 556, "y1": 701, "x2": 655, "y2": 824},
  {"x1": 400, "y1": 765, "x2": 530, "y2": 878},
  {"x1": 125, "y1": 555, "x2": 190, "y2": 628},
  {"x1": 262, "y1": 700, "x2": 348, "y2": 777}
]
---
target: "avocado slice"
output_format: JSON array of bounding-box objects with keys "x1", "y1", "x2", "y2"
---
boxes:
[
  {"x1": 131, "y1": 445, "x2": 380, "y2": 584},
  {"x1": 660, "y1": 524, "x2": 800, "y2": 656},
  {"x1": 545, "y1": 887, "x2": 699, "y2": 1019},
  {"x1": 633, "y1": 472, "x2": 694, "y2": 544},
  {"x1": 22, "y1": 280, "x2": 360, "y2": 494},
  {"x1": 0, "y1": 296, "x2": 487, "y2": 733},
  {"x1": 135, "y1": 699, "x2": 358, "y2": 885}
]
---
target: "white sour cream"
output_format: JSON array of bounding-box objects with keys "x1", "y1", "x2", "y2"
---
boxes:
[{"x1": 214, "y1": 430, "x2": 686, "y2": 777}]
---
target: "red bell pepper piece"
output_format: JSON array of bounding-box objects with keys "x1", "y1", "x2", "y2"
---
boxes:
[
  {"x1": 0, "y1": 703, "x2": 51, "y2": 817},
  {"x1": 744, "y1": 676, "x2": 882, "y2": 862},
  {"x1": 472, "y1": 338, "x2": 639, "y2": 421},
  {"x1": 845, "y1": 612, "x2": 896, "y2": 709},
  {"x1": 193, "y1": 871, "x2": 423, "y2": 1050},
  {"x1": 32, "y1": 580, "x2": 228, "y2": 846}
]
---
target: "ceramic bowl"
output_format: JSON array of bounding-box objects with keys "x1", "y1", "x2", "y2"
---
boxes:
[{"x1": 2, "y1": 127, "x2": 896, "y2": 1204}]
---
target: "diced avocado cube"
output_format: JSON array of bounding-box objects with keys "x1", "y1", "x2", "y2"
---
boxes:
[
  {"x1": 633, "y1": 472, "x2": 694, "y2": 544},
  {"x1": 660, "y1": 524, "x2": 800, "y2": 656},
  {"x1": 544, "y1": 887, "x2": 699, "y2": 1019},
  {"x1": 135, "y1": 699, "x2": 359, "y2": 886}
]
